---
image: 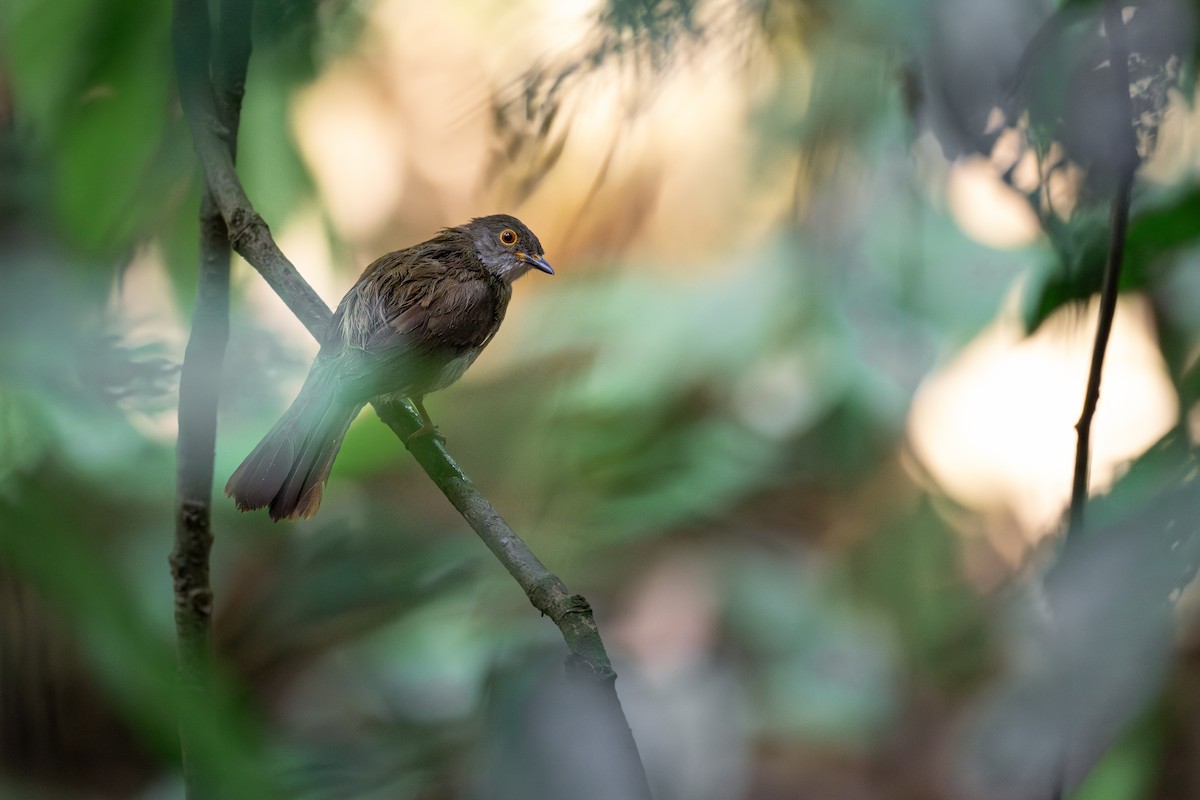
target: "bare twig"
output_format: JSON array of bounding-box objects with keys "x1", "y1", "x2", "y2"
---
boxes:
[
  {"x1": 1068, "y1": 1, "x2": 1140, "y2": 538},
  {"x1": 171, "y1": 0, "x2": 650, "y2": 794},
  {"x1": 171, "y1": 0, "x2": 252, "y2": 795}
]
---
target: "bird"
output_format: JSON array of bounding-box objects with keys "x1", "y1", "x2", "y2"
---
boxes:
[{"x1": 225, "y1": 214, "x2": 554, "y2": 521}]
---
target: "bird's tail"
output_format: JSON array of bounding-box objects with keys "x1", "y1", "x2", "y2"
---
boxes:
[{"x1": 225, "y1": 368, "x2": 361, "y2": 521}]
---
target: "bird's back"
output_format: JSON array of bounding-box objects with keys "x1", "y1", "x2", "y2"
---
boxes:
[{"x1": 322, "y1": 240, "x2": 511, "y2": 402}]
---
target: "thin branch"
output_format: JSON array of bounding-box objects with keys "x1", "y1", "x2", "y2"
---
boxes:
[
  {"x1": 171, "y1": 0, "x2": 252, "y2": 795},
  {"x1": 171, "y1": 1, "x2": 651, "y2": 795},
  {"x1": 1068, "y1": 1, "x2": 1140, "y2": 538}
]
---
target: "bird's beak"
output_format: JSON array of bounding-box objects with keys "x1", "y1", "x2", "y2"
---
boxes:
[{"x1": 524, "y1": 253, "x2": 555, "y2": 275}]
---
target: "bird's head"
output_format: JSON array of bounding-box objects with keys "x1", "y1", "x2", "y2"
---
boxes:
[{"x1": 462, "y1": 214, "x2": 554, "y2": 283}]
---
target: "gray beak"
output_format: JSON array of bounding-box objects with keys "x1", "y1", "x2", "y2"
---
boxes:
[{"x1": 526, "y1": 253, "x2": 555, "y2": 275}]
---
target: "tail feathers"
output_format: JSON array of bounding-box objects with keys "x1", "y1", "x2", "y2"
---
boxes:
[{"x1": 226, "y1": 375, "x2": 361, "y2": 521}]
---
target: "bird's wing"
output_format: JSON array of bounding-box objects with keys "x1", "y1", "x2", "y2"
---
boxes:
[
  {"x1": 369, "y1": 263, "x2": 501, "y2": 350},
  {"x1": 326, "y1": 258, "x2": 503, "y2": 399}
]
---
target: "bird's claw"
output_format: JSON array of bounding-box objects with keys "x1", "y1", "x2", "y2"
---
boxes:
[{"x1": 404, "y1": 424, "x2": 445, "y2": 448}]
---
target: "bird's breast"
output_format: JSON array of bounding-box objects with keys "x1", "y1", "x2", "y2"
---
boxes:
[{"x1": 425, "y1": 348, "x2": 482, "y2": 394}]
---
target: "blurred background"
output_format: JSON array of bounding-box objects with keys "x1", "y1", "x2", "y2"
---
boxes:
[{"x1": 4, "y1": 0, "x2": 1200, "y2": 797}]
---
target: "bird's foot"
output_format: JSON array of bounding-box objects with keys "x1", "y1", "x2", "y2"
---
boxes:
[
  {"x1": 404, "y1": 423, "x2": 445, "y2": 448},
  {"x1": 405, "y1": 397, "x2": 445, "y2": 448}
]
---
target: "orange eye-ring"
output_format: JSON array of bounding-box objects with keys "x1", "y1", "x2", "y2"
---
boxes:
[{"x1": 499, "y1": 228, "x2": 518, "y2": 246}]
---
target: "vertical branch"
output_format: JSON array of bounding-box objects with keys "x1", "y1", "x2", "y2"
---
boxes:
[
  {"x1": 171, "y1": 0, "x2": 253, "y2": 795},
  {"x1": 1068, "y1": 1, "x2": 1139, "y2": 538}
]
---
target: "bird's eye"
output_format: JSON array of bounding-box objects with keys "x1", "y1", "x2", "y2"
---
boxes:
[{"x1": 499, "y1": 229, "x2": 518, "y2": 246}]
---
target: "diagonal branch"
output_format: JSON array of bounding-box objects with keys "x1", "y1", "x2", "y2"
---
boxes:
[
  {"x1": 173, "y1": 0, "x2": 328, "y2": 340},
  {"x1": 373, "y1": 405, "x2": 616, "y2": 676},
  {"x1": 1067, "y1": 1, "x2": 1140, "y2": 538},
  {"x1": 171, "y1": 0, "x2": 253, "y2": 796},
  {"x1": 172, "y1": 2, "x2": 650, "y2": 795},
  {"x1": 171, "y1": 0, "x2": 618, "y2": 676}
]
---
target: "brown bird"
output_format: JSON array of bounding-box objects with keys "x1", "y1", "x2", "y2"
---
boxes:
[{"x1": 226, "y1": 214, "x2": 554, "y2": 521}]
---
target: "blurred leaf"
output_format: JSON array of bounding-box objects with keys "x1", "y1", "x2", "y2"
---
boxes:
[
  {"x1": 235, "y1": 0, "x2": 368, "y2": 229},
  {"x1": 1124, "y1": 185, "x2": 1200, "y2": 271},
  {"x1": 1012, "y1": 2, "x2": 1189, "y2": 186},
  {"x1": 1, "y1": 0, "x2": 209, "y2": 330},
  {"x1": 848, "y1": 498, "x2": 992, "y2": 688},
  {"x1": 1069, "y1": 711, "x2": 1163, "y2": 800},
  {"x1": 794, "y1": 37, "x2": 896, "y2": 151},
  {"x1": 0, "y1": 388, "x2": 51, "y2": 498},
  {"x1": 1022, "y1": 209, "x2": 1111, "y2": 333},
  {"x1": 725, "y1": 550, "x2": 898, "y2": 743},
  {"x1": 0, "y1": 475, "x2": 282, "y2": 798},
  {"x1": 863, "y1": 167, "x2": 1028, "y2": 343},
  {"x1": 518, "y1": 237, "x2": 844, "y2": 536},
  {"x1": 160, "y1": 173, "x2": 203, "y2": 311},
  {"x1": 918, "y1": 0, "x2": 1046, "y2": 159},
  {"x1": 1023, "y1": 183, "x2": 1200, "y2": 332},
  {"x1": 960, "y1": 432, "x2": 1200, "y2": 798},
  {"x1": 56, "y1": 66, "x2": 172, "y2": 253},
  {"x1": 236, "y1": 43, "x2": 316, "y2": 227},
  {"x1": 1, "y1": 0, "x2": 109, "y2": 137},
  {"x1": 219, "y1": 524, "x2": 488, "y2": 685}
]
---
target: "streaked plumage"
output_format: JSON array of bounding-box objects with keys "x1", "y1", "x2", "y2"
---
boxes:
[{"x1": 225, "y1": 214, "x2": 553, "y2": 520}]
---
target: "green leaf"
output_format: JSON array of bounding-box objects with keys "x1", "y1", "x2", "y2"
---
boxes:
[
  {"x1": 1124, "y1": 186, "x2": 1200, "y2": 270},
  {"x1": 0, "y1": 388, "x2": 51, "y2": 497},
  {"x1": 54, "y1": 29, "x2": 172, "y2": 251},
  {"x1": 1023, "y1": 185, "x2": 1200, "y2": 333},
  {"x1": 0, "y1": 0, "x2": 108, "y2": 138}
]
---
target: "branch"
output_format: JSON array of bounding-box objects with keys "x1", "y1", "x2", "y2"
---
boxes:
[
  {"x1": 373, "y1": 405, "x2": 617, "y2": 676},
  {"x1": 172, "y1": 1, "x2": 650, "y2": 795},
  {"x1": 1068, "y1": 1, "x2": 1140, "y2": 538},
  {"x1": 173, "y1": 0, "x2": 328, "y2": 340},
  {"x1": 171, "y1": 0, "x2": 252, "y2": 795}
]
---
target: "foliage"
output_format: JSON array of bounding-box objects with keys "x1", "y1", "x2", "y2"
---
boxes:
[{"x1": 3, "y1": 0, "x2": 1200, "y2": 798}]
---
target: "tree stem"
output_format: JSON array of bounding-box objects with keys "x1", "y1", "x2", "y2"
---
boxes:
[
  {"x1": 1068, "y1": 1, "x2": 1140, "y2": 538},
  {"x1": 171, "y1": 0, "x2": 252, "y2": 795}
]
